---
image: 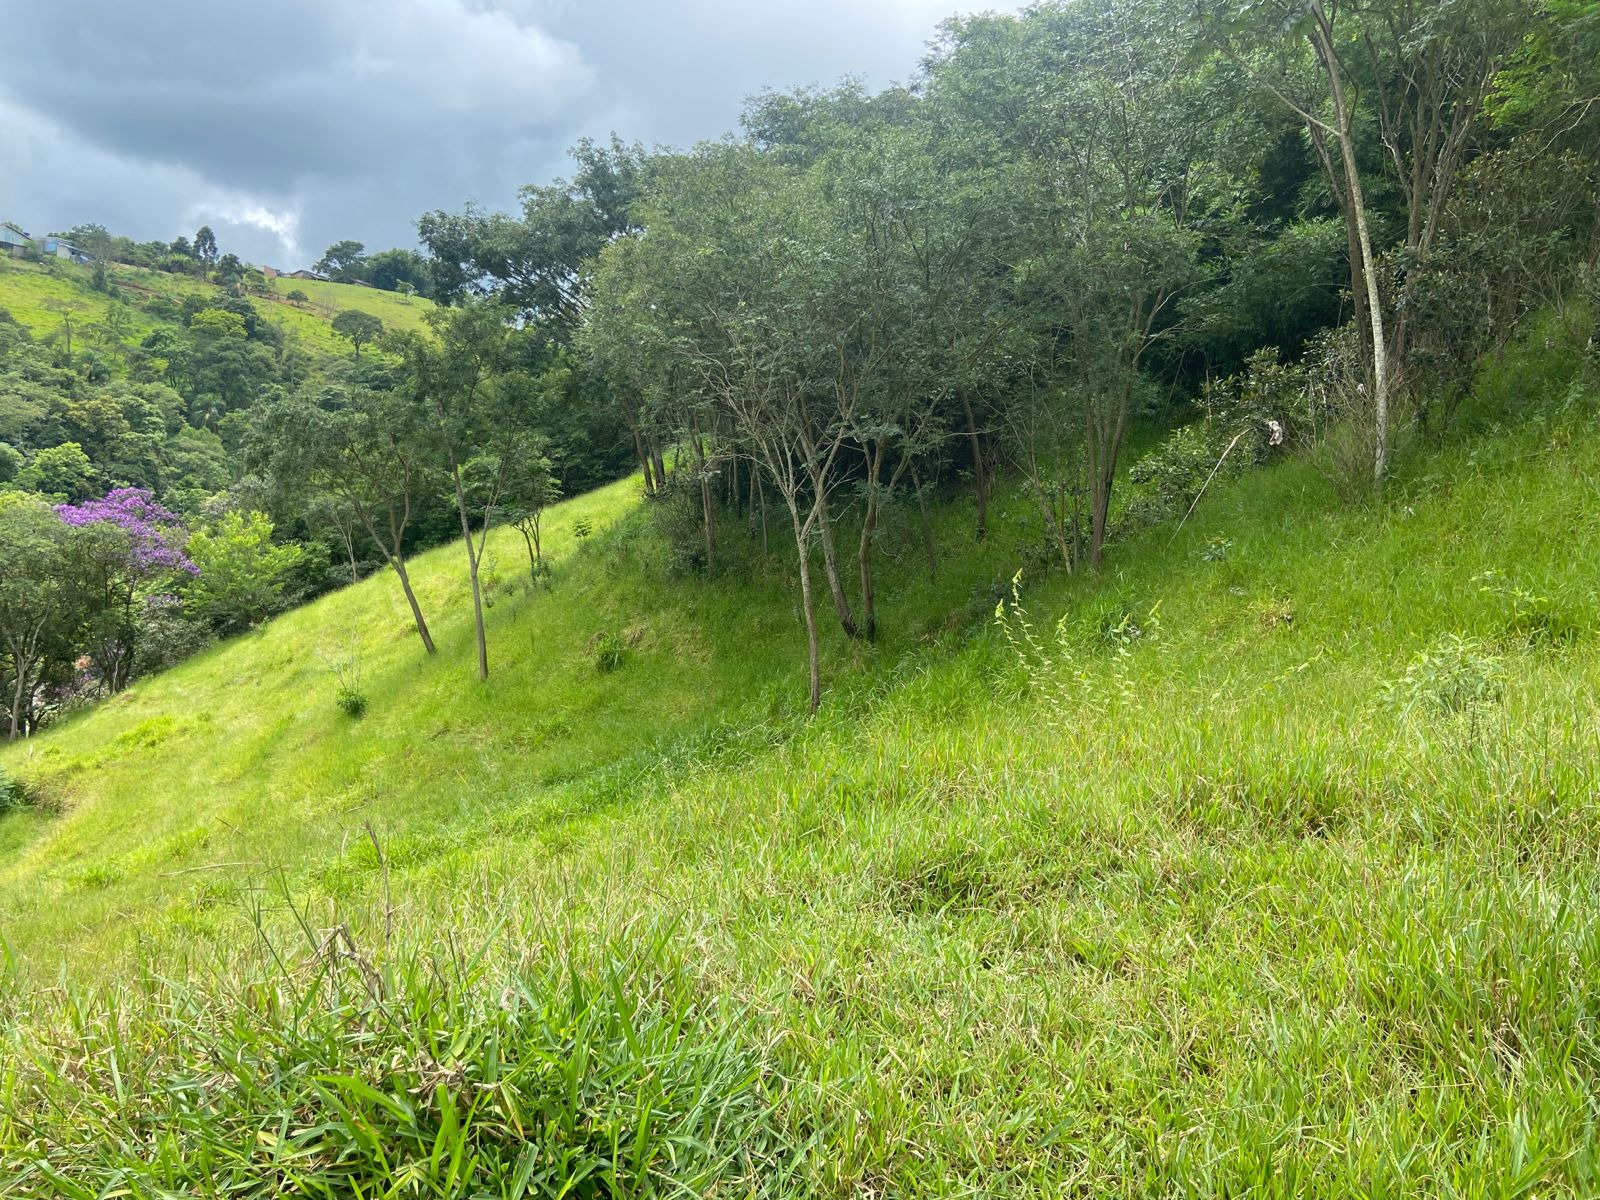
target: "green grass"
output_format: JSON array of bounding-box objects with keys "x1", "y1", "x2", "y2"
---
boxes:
[
  {"x1": 0, "y1": 256, "x2": 432, "y2": 358},
  {"x1": 3, "y1": 318, "x2": 1600, "y2": 1194}
]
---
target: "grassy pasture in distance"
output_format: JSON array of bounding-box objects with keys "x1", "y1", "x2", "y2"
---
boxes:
[
  {"x1": 3, "y1": 312, "x2": 1600, "y2": 1194},
  {"x1": 0, "y1": 256, "x2": 432, "y2": 357}
]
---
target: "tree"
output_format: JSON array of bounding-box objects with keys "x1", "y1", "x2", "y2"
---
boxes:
[
  {"x1": 315, "y1": 240, "x2": 367, "y2": 279},
  {"x1": 55, "y1": 487, "x2": 196, "y2": 692},
  {"x1": 18, "y1": 441, "x2": 95, "y2": 500},
  {"x1": 932, "y1": 0, "x2": 1210, "y2": 563},
  {"x1": 393, "y1": 301, "x2": 529, "y2": 680},
  {"x1": 420, "y1": 136, "x2": 650, "y2": 334},
  {"x1": 588, "y1": 144, "x2": 858, "y2": 706},
  {"x1": 42, "y1": 299, "x2": 80, "y2": 364},
  {"x1": 1198, "y1": 0, "x2": 1398, "y2": 485},
  {"x1": 213, "y1": 253, "x2": 246, "y2": 290},
  {"x1": 364, "y1": 248, "x2": 432, "y2": 296},
  {"x1": 331, "y1": 310, "x2": 384, "y2": 360},
  {"x1": 503, "y1": 439, "x2": 560, "y2": 581},
  {"x1": 194, "y1": 225, "x2": 218, "y2": 266},
  {"x1": 251, "y1": 385, "x2": 441, "y2": 654},
  {"x1": 0, "y1": 494, "x2": 72, "y2": 738},
  {"x1": 184, "y1": 511, "x2": 305, "y2": 635}
]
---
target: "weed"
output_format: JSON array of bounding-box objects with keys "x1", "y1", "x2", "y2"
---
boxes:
[
  {"x1": 592, "y1": 629, "x2": 630, "y2": 673},
  {"x1": 1385, "y1": 632, "x2": 1503, "y2": 723}
]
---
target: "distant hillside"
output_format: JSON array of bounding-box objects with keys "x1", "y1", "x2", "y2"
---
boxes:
[{"x1": 0, "y1": 255, "x2": 433, "y2": 356}]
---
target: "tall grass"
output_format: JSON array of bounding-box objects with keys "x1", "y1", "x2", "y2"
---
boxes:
[{"x1": 2, "y1": 312, "x2": 1599, "y2": 1193}]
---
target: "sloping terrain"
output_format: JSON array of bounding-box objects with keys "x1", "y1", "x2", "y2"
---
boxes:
[
  {"x1": 0, "y1": 256, "x2": 433, "y2": 356},
  {"x1": 3, "y1": 324, "x2": 1600, "y2": 1193}
]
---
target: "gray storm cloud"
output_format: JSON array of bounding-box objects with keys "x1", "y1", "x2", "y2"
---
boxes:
[{"x1": 0, "y1": 0, "x2": 987, "y2": 266}]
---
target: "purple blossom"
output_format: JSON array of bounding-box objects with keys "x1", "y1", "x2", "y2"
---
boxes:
[{"x1": 56, "y1": 487, "x2": 199, "y2": 577}]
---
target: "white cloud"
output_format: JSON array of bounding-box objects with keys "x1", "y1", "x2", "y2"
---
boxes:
[
  {"x1": 186, "y1": 196, "x2": 303, "y2": 264},
  {"x1": 0, "y1": 0, "x2": 1020, "y2": 263}
]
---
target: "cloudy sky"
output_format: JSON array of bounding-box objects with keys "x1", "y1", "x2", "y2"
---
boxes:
[{"x1": 0, "y1": 0, "x2": 997, "y2": 269}]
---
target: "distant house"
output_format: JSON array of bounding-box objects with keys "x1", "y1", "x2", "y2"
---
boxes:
[
  {"x1": 260, "y1": 265, "x2": 282, "y2": 279},
  {"x1": 0, "y1": 222, "x2": 32, "y2": 256},
  {"x1": 36, "y1": 236, "x2": 92, "y2": 264},
  {"x1": 287, "y1": 268, "x2": 328, "y2": 282}
]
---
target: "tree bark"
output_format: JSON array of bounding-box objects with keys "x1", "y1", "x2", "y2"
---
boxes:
[
  {"x1": 1310, "y1": 3, "x2": 1391, "y2": 486},
  {"x1": 788, "y1": 503, "x2": 821, "y2": 714},
  {"x1": 389, "y1": 555, "x2": 435, "y2": 655},
  {"x1": 961, "y1": 394, "x2": 988, "y2": 541},
  {"x1": 811, "y1": 486, "x2": 858, "y2": 638},
  {"x1": 355, "y1": 499, "x2": 435, "y2": 654},
  {"x1": 449, "y1": 454, "x2": 490, "y2": 681},
  {"x1": 634, "y1": 427, "x2": 656, "y2": 496},
  {"x1": 856, "y1": 445, "x2": 884, "y2": 643},
  {"x1": 912, "y1": 466, "x2": 937, "y2": 581},
  {"x1": 694, "y1": 429, "x2": 717, "y2": 572}
]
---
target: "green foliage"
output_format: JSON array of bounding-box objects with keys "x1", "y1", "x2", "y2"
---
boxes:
[
  {"x1": 0, "y1": 760, "x2": 23, "y2": 812},
  {"x1": 185, "y1": 511, "x2": 307, "y2": 635},
  {"x1": 1385, "y1": 633, "x2": 1504, "y2": 722},
  {"x1": 335, "y1": 685, "x2": 368, "y2": 718},
  {"x1": 592, "y1": 628, "x2": 630, "y2": 673},
  {"x1": 329, "y1": 308, "x2": 383, "y2": 358},
  {"x1": 1127, "y1": 424, "x2": 1223, "y2": 526},
  {"x1": 16, "y1": 440, "x2": 94, "y2": 499}
]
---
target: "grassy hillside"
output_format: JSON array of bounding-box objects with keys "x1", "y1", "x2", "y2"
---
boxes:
[
  {"x1": 4, "y1": 320, "x2": 1600, "y2": 1193},
  {"x1": 0, "y1": 256, "x2": 433, "y2": 356}
]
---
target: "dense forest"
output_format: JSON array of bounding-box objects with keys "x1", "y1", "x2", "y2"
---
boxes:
[{"x1": 2, "y1": 0, "x2": 1597, "y2": 733}]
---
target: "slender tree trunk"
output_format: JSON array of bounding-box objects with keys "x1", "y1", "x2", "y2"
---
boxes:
[
  {"x1": 634, "y1": 427, "x2": 656, "y2": 496},
  {"x1": 788, "y1": 503, "x2": 821, "y2": 715},
  {"x1": 757, "y1": 475, "x2": 769, "y2": 555},
  {"x1": 366, "y1": 501, "x2": 435, "y2": 654},
  {"x1": 961, "y1": 394, "x2": 988, "y2": 541},
  {"x1": 652, "y1": 442, "x2": 668, "y2": 489},
  {"x1": 342, "y1": 525, "x2": 359, "y2": 585},
  {"x1": 449, "y1": 455, "x2": 490, "y2": 681},
  {"x1": 912, "y1": 466, "x2": 937, "y2": 581},
  {"x1": 9, "y1": 662, "x2": 27, "y2": 741},
  {"x1": 857, "y1": 447, "x2": 883, "y2": 644},
  {"x1": 1311, "y1": 3, "x2": 1390, "y2": 486},
  {"x1": 694, "y1": 431, "x2": 716, "y2": 572},
  {"x1": 1086, "y1": 383, "x2": 1130, "y2": 569},
  {"x1": 812, "y1": 487, "x2": 858, "y2": 638},
  {"x1": 389, "y1": 555, "x2": 435, "y2": 654}
]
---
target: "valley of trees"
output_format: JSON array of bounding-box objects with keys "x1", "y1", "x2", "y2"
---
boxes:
[{"x1": 2, "y1": 0, "x2": 1597, "y2": 733}]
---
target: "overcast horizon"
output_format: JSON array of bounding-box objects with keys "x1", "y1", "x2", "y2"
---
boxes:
[{"x1": 0, "y1": 0, "x2": 1009, "y2": 270}]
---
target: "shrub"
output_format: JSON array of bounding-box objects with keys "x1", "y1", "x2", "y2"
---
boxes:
[
  {"x1": 335, "y1": 685, "x2": 368, "y2": 719},
  {"x1": 327, "y1": 652, "x2": 368, "y2": 718},
  {"x1": 1385, "y1": 634, "x2": 1502, "y2": 723},
  {"x1": 572, "y1": 516, "x2": 593, "y2": 540},
  {"x1": 1127, "y1": 424, "x2": 1223, "y2": 526}
]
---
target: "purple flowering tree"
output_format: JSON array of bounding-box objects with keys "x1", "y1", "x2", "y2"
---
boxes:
[{"x1": 55, "y1": 488, "x2": 197, "y2": 692}]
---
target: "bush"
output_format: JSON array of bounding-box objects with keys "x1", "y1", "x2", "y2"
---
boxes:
[
  {"x1": 1385, "y1": 633, "x2": 1502, "y2": 723},
  {"x1": 327, "y1": 652, "x2": 368, "y2": 718},
  {"x1": 1127, "y1": 424, "x2": 1223, "y2": 526}
]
